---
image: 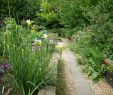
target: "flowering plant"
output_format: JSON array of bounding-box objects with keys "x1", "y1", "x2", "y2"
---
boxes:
[{"x1": 3, "y1": 18, "x2": 56, "y2": 95}]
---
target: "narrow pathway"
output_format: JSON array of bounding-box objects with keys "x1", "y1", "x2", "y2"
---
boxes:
[
  {"x1": 61, "y1": 48, "x2": 95, "y2": 95},
  {"x1": 59, "y1": 39, "x2": 95, "y2": 95}
]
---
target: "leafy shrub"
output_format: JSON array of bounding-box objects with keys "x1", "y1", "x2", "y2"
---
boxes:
[
  {"x1": 85, "y1": 0, "x2": 113, "y2": 59},
  {"x1": 59, "y1": 0, "x2": 91, "y2": 28},
  {"x1": 71, "y1": 31, "x2": 107, "y2": 81},
  {"x1": 0, "y1": 0, "x2": 40, "y2": 26},
  {"x1": 69, "y1": 0, "x2": 113, "y2": 82},
  {"x1": 35, "y1": 0, "x2": 60, "y2": 28},
  {"x1": 3, "y1": 18, "x2": 56, "y2": 95}
]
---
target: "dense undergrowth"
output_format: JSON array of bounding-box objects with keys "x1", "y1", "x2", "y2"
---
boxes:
[
  {"x1": 69, "y1": 0, "x2": 113, "y2": 81},
  {"x1": 70, "y1": 31, "x2": 107, "y2": 81}
]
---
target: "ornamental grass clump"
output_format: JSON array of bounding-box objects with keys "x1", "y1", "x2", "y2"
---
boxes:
[{"x1": 3, "y1": 18, "x2": 56, "y2": 95}]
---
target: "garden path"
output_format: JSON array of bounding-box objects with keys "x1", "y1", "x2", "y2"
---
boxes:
[
  {"x1": 60, "y1": 39, "x2": 113, "y2": 95},
  {"x1": 60, "y1": 39, "x2": 95, "y2": 95}
]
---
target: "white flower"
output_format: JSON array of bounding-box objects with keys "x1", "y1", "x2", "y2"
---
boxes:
[
  {"x1": 56, "y1": 42, "x2": 65, "y2": 49},
  {"x1": 43, "y1": 34, "x2": 48, "y2": 39},
  {"x1": 26, "y1": 19, "x2": 33, "y2": 26}
]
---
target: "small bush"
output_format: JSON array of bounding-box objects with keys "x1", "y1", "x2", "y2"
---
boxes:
[
  {"x1": 35, "y1": 0, "x2": 60, "y2": 28},
  {"x1": 71, "y1": 31, "x2": 107, "y2": 82}
]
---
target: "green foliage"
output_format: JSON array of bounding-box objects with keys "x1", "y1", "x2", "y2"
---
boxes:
[
  {"x1": 69, "y1": 0, "x2": 113, "y2": 81},
  {"x1": 71, "y1": 31, "x2": 107, "y2": 81},
  {"x1": 3, "y1": 18, "x2": 56, "y2": 95},
  {"x1": 85, "y1": 0, "x2": 113, "y2": 59},
  {"x1": 59, "y1": 0, "x2": 90, "y2": 28},
  {"x1": 0, "y1": 0, "x2": 40, "y2": 25},
  {"x1": 35, "y1": 0, "x2": 60, "y2": 28}
]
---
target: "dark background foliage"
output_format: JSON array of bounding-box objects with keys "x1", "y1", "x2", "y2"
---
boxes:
[{"x1": 0, "y1": 0, "x2": 40, "y2": 26}]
